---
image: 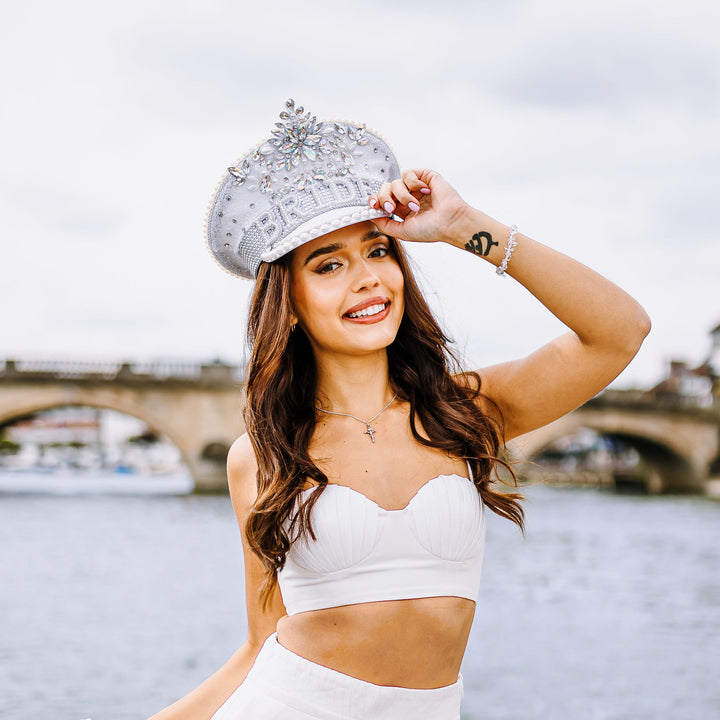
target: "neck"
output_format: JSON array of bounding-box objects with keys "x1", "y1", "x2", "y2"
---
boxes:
[{"x1": 315, "y1": 350, "x2": 394, "y2": 418}]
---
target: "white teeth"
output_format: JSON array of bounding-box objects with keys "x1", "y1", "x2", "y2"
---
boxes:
[{"x1": 347, "y1": 303, "x2": 387, "y2": 319}]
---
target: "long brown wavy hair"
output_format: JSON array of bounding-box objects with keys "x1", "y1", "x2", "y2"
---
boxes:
[{"x1": 244, "y1": 236, "x2": 524, "y2": 606}]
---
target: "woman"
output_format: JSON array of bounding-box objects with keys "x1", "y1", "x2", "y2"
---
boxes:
[{"x1": 149, "y1": 100, "x2": 650, "y2": 720}]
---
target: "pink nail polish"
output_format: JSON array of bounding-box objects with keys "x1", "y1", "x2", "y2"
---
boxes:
[
  {"x1": 383, "y1": 202, "x2": 394, "y2": 213},
  {"x1": 369, "y1": 197, "x2": 378, "y2": 208},
  {"x1": 420, "y1": 187, "x2": 431, "y2": 194},
  {"x1": 408, "y1": 201, "x2": 420, "y2": 213}
]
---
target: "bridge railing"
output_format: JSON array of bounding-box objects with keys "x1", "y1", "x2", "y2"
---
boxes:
[
  {"x1": 6, "y1": 359, "x2": 123, "y2": 379},
  {"x1": 587, "y1": 388, "x2": 719, "y2": 417},
  {"x1": 0, "y1": 358, "x2": 245, "y2": 387}
]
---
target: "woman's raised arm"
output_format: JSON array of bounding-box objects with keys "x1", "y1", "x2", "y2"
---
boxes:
[
  {"x1": 146, "y1": 434, "x2": 286, "y2": 720},
  {"x1": 457, "y1": 216, "x2": 651, "y2": 441},
  {"x1": 372, "y1": 169, "x2": 651, "y2": 442}
]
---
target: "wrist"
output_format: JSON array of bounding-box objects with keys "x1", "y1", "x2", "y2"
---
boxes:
[{"x1": 447, "y1": 207, "x2": 510, "y2": 266}]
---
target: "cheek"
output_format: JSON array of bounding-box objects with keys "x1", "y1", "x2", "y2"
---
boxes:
[
  {"x1": 395, "y1": 291, "x2": 405, "y2": 318},
  {"x1": 292, "y1": 282, "x2": 339, "y2": 329},
  {"x1": 389, "y1": 268, "x2": 405, "y2": 312}
]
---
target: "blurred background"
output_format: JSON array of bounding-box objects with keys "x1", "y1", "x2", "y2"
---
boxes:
[{"x1": 1, "y1": 0, "x2": 718, "y2": 718}]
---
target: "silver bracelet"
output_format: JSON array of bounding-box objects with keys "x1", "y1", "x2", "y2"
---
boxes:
[{"x1": 496, "y1": 225, "x2": 519, "y2": 276}]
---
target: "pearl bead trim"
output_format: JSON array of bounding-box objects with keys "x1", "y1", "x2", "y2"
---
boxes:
[{"x1": 260, "y1": 206, "x2": 387, "y2": 264}]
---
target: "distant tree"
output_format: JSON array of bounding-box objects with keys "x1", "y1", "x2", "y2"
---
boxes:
[
  {"x1": 0, "y1": 438, "x2": 21, "y2": 455},
  {"x1": 128, "y1": 430, "x2": 160, "y2": 445}
]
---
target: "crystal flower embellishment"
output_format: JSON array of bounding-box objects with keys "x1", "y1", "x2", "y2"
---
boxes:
[
  {"x1": 227, "y1": 99, "x2": 370, "y2": 195},
  {"x1": 272, "y1": 99, "x2": 324, "y2": 168}
]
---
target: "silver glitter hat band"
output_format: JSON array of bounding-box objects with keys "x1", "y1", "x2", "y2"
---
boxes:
[{"x1": 206, "y1": 99, "x2": 401, "y2": 279}]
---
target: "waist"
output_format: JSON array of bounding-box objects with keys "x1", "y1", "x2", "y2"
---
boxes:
[
  {"x1": 276, "y1": 596, "x2": 475, "y2": 689},
  {"x1": 248, "y1": 632, "x2": 464, "y2": 720}
]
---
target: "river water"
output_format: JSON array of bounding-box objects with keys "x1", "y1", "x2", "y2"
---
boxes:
[{"x1": 1, "y1": 472, "x2": 718, "y2": 720}]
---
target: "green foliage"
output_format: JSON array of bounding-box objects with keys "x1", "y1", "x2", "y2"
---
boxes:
[{"x1": 0, "y1": 438, "x2": 21, "y2": 455}]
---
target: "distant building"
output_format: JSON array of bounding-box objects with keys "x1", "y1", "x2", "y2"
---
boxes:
[
  {"x1": 2, "y1": 406, "x2": 183, "y2": 473},
  {"x1": 7, "y1": 406, "x2": 102, "y2": 445},
  {"x1": 709, "y1": 321, "x2": 720, "y2": 381},
  {"x1": 650, "y1": 320, "x2": 719, "y2": 408}
]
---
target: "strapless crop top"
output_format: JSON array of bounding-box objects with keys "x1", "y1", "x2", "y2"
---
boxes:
[{"x1": 277, "y1": 464, "x2": 486, "y2": 615}]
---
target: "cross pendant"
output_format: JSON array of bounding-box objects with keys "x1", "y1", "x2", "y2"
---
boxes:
[{"x1": 364, "y1": 423, "x2": 376, "y2": 443}]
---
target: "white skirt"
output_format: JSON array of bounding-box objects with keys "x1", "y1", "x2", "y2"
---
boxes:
[{"x1": 211, "y1": 633, "x2": 463, "y2": 720}]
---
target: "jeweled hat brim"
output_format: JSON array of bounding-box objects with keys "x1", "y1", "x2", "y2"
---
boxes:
[{"x1": 206, "y1": 99, "x2": 401, "y2": 279}]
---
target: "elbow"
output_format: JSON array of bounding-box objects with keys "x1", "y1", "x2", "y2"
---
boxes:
[
  {"x1": 634, "y1": 305, "x2": 652, "y2": 347},
  {"x1": 620, "y1": 305, "x2": 652, "y2": 357},
  {"x1": 639, "y1": 308, "x2": 652, "y2": 341}
]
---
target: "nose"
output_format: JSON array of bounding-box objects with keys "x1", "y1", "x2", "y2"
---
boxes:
[{"x1": 351, "y1": 256, "x2": 380, "y2": 292}]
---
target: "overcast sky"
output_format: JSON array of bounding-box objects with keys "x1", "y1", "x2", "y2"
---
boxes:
[{"x1": 2, "y1": 0, "x2": 718, "y2": 388}]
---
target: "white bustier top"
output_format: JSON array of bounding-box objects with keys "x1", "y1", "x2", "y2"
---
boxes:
[{"x1": 277, "y1": 464, "x2": 486, "y2": 615}]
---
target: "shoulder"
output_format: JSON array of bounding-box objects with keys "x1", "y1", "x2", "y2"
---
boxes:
[{"x1": 227, "y1": 433, "x2": 258, "y2": 509}]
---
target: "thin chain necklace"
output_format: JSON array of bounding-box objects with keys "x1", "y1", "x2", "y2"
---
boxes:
[{"x1": 315, "y1": 393, "x2": 398, "y2": 444}]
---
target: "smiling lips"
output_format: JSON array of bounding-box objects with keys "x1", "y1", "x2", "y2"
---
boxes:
[{"x1": 343, "y1": 297, "x2": 391, "y2": 323}]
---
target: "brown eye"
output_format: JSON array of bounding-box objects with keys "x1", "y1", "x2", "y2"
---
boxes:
[{"x1": 317, "y1": 261, "x2": 341, "y2": 274}]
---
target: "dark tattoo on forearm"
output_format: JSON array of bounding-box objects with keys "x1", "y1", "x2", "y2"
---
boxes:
[{"x1": 464, "y1": 231, "x2": 498, "y2": 257}]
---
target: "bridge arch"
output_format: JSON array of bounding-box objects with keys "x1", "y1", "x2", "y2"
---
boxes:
[
  {"x1": 523, "y1": 426, "x2": 696, "y2": 493},
  {"x1": 201, "y1": 441, "x2": 232, "y2": 464},
  {"x1": 0, "y1": 381, "x2": 244, "y2": 492},
  {"x1": 508, "y1": 406, "x2": 717, "y2": 493},
  {"x1": 0, "y1": 394, "x2": 194, "y2": 480},
  {"x1": 603, "y1": 431, "x2": 699, "y2": 492}
]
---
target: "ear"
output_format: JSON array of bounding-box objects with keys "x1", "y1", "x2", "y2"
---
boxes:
[{"x1": 289, "y1": 308, "x2": 299, "y2": 327}]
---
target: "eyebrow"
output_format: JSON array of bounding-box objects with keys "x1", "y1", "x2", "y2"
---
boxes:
[{"x1": 302, "y1": 230, "x2": 387, "y2": 267}]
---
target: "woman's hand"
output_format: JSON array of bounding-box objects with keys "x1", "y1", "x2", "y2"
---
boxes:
[{"x1": 368, "y1": 169, "x2": 474, "y2": 245}]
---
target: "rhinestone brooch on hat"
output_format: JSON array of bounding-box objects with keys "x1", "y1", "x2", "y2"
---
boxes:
[{"x1": 226, "y1": 99, "x2": 369, "y2": 199}]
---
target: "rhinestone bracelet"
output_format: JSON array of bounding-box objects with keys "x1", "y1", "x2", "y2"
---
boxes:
[{"x1": 496, "y1": 225, "x2": 519, "y2": 276}]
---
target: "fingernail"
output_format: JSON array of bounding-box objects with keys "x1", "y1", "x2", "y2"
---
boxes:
[
  {"x1": 369, "y1": 197, "x2": 377, "y2": 208},
  {"x1": 420, "y1": 187, "x2": 431, "y2": 194},
  {"x1": 408, "y1": 201, "x2": 420, "y2": 213},
  {"x1": 383, "y1": 202, "x2": 394, "y2": 213}
]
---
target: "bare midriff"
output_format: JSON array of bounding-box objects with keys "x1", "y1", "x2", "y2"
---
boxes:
[{"x1": 275, "y1": 596, "x2": 476, "y2": 689}]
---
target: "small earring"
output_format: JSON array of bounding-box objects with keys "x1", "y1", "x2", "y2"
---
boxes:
[{"x1": 290, "y1": 323, "x2": 296, "y2": 333}]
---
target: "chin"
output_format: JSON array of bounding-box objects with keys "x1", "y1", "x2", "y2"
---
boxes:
[
  {"x1": 346, "y1": 326, "x2": 400, "y2": 355},
  {"x1": 316, "y1": 325, "x2": 399, "y2": 358}
]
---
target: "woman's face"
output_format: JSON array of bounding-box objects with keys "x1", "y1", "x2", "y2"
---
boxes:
[{"x1": 288, "y1": 221, "x2": 405, "y2": 359}]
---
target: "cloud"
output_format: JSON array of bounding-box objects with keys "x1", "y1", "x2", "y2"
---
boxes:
[
  {"x1": 490, "y1": 29, "x2": 718, "y2": 111},
  {"x1": 1, "y1": 0, "x2": 718, "y2": 389},
  {"x1": 0, "y1": 177, "x2": 129, "y2": 238}
]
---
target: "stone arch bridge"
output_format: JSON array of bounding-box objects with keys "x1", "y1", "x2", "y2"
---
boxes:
[
  {"x1": 0, "y1": 359, "x2": 245, "y2": 492},
  {"x1": 2, "y1": 361, "x2": 719, "y2": 494},
  {"x1": 507, "y1": 391, "x2": 720, "y2": 493}
]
